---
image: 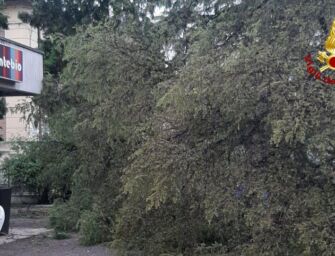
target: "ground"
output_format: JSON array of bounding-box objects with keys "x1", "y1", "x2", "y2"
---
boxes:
[
  {"x1": 0, "y1": 205, "x2": 115, "y2": 256},
  {"x1": 0, "y1": 233, "x2": 113, "y2": 256}
]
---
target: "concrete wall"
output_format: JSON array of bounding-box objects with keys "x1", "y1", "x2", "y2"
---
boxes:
[{"x1": 3, "y1": 0, "x2": 38, "y2": 48}]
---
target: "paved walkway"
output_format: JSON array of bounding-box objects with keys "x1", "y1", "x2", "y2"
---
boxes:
[
  {"x1": 0, "y1": 205, "x2": 115, "y2": 256},
  {"x1": 0, "y1": 227, "x2": 51, "y2": 245},
  {"x1": 0, "y1": 233, "x2": 114, "y2": 256}
]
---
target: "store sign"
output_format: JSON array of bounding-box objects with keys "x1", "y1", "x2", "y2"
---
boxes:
[
  {"x1": 0, "y1": 44, "x2": 23, "y2": 82},
  {"x1": 0, "y1": 37, "x2": 42, "y2": 96}
]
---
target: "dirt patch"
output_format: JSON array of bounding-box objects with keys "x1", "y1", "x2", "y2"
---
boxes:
[
  {"x1": 10, "y1": 216, "x2": 49, "y2": 229},
  {"x1": 0, "y1": 205, "x2": 116, "y2": 256},
  {"x1": 0, "y1": 234, "x2": 114, "y2": 256}
]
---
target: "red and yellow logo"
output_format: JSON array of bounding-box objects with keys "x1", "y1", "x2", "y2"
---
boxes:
[{"x1": 304, "y1": 19, "x2": 335, "y2": 84}]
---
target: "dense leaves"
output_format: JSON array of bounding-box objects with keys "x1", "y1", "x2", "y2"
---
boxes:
[
  {"x1": 0, "y1": 0, "x2": 7, "y2": 30},
  {"x1": 8, "y1": 0, "x2": 335, "y2": 255},
  {"x1": 1, "y1": 139, "x2": 76, "y2": 202}
]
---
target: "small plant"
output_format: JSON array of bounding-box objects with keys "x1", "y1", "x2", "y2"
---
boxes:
[
  {"x1": 53, "y1": 230, "x2": 70, "y2": 240},
  {"x1": 78, "y1": 210, "x2": 111, "y2": 246},
  {"x1": 49, "y1": 200, "x2": 80, "y2": 232}
]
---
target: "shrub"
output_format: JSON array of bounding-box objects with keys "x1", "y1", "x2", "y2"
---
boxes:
[
  {"x1": 49, "y1": 200, "x2": 80, "y2": 232},
  {"x1": 79, "y1": 210, "x2": 112, "y2": 246},
  {"x1": 1, "y1": 140, "x2": 76, "y2": 202},
  {"x1": 53, "y1": 231, "x2": 70, "y2": 240},
  {"x1": 1, "y1": 144, "x2": 42, "y2": 193}
]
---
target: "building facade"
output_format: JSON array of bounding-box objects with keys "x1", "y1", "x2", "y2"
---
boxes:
[
  {"x1": 2, "y1": 0, "x2": 38, "y2": 142},
  {"x1": 0, "y1": 0, "x2": 38, "y2": 184}
]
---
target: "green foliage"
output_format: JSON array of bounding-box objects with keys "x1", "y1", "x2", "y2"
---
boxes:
[
  {"x1": 1, "y1": 139, "x2": 76, "y2": 201},
  {"x1": 0, "y1": 0, "x2": 7, "y2": 29},
  {"x1": 39, "y1": 36, "x2": 65, "y2": 76},
  {"x1": 0, "y1": 97, "x2": 6, "y2": 119},
  {"x1": 53, "y1": 231, "x2": 70, "y2": 240},
  {"x1": 116, "y1": 1, "x2": 335, "y2": 255},
  {"x1": 1, "y1": 142, "x2": 42, "y2": 193},
  {"x1": 21, "y1": 0, "x2": 335, "y2": 255},
  {"x1": 49, "y1": 200, "x2": 80, "y2": 232},
  {"x1": 49, "y1": 187, "x2": 93, "y2": 234},
  {"x1": 79, "y1": 210, "x2": 112, "y2": 246},
  {"x1": 18, "y1": 0, "x2": 113, "y2": 37},
  {"x1": 0, "y1": 97, "x2": 7, "y2": 141}
]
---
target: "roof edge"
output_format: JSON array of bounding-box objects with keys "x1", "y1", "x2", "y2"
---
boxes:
[{"x1": 0, "y1": 36, "x2": 44, "y2": 55}]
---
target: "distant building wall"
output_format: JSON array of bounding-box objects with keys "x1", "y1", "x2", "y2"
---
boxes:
[
  {"x1": 4, "y1": 0, "x2": 38, "y2": 141},
  {"x1": 0, "y1": 0, "x2": 38, "y2": 184},
  {"x1": 3, "y1": 0, "x2": 38, "y2": 48}
]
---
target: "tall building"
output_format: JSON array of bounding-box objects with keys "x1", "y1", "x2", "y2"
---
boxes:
[
  {"x1": 0, "y1": 0, "x2": 39, "y2": 185},
  {"x1": 1, "y1": 0, "x2": 38, "y2": 142}
]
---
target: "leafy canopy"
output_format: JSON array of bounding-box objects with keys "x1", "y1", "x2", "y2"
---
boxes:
[{"x1": 11, "y1": 0, "x2": 335, "y2": 255}]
